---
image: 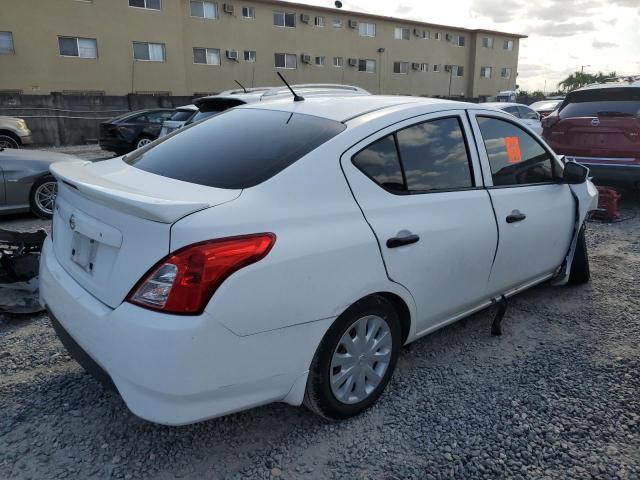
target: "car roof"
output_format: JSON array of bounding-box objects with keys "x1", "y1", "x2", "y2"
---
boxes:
[
  {"x1": 481, "y1": 102, "x2": 529, "y2": 109},
  {"x1": 576, "y1": 79, "x2": 640, "y2": 91},
  {"x1": 236, "y1": 95, "x2": 473, "y2": 122}
]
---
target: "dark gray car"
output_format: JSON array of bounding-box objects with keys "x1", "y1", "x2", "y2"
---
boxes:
[{"x1": 0, "y1": 147, "x2": 80, "y2": 218}]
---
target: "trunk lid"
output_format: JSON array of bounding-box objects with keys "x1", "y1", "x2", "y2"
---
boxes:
[
  {"x1": 551, "y1": 116, "x2": 640, "y2": 158},
  {"x1": 50, "y1": 159, "x2": 241, "y2": 308}
]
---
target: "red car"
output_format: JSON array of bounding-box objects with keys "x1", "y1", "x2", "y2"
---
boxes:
[{"x1": 542, "y1": 82, "x2": 640, "y2": 189}]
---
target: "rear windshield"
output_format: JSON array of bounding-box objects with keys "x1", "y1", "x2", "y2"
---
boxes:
[
  {"x1": 125, "y1": 109, "x2": 346, "y2": 189},
  {"x1": 560, "y1": 88, "x2": 640, "y2": 119},
  {"x1": 168, "y1": 110, "x2": 194, "y2": 122},
  {"x1": 189, "y1": 99, "x2": 246, "y2": 123}
]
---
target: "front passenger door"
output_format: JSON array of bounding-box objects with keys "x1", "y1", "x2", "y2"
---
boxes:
[{"x1": 468, "y1": 112, "x2": 575, "y2": 297}]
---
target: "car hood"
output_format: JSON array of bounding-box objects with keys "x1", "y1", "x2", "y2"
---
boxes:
[{"x1": 0, "y1": 148, "x2": 81, "y2": 164}]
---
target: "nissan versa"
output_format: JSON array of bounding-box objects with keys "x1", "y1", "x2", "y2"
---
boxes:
[{"x1": 40, "y1": 96, "x2": 597, "y2": 425}]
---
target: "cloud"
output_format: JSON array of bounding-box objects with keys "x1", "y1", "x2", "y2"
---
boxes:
[
  {"x1": 394, "y1": 3, "x2": 415, "y2": 15},
  {"x1": 469, "y1": 0, "x2": 525, "y2": 23},
  {"x1": 592, "y1": 40, "x2": 619, "y2": 49},
  {"x1": 527, "y1": 21, "x2": 596, "y2": 37}
]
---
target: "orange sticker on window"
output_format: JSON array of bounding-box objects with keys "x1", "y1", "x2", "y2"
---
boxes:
[{"x1": 504, "y1": 136, "x2": 522, "y2": 164}]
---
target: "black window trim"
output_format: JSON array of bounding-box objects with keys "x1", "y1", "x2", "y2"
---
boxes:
[
  {"x1": 350, "y1": 114, "x2": 479, "y2": 196},
  {"x1": 474, "y1": 113, "x2": 563, "y2": 189}
]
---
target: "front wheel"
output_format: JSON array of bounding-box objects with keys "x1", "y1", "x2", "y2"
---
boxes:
[
  {"x1": 0, "y1": 134, "x2": 20, "y2": 149},
  {"x1": 29, "y1": 175, "x2": 58, "y2": 219},
  {"x1": 135, "y1": 136, "x2": 153, "y2": 150},
  {"x1": 304, "y1": 295, "x2": 401, "y2": 420},
  {"x1": 568, "y1": 226, "x2": 590, "y2": 285}
]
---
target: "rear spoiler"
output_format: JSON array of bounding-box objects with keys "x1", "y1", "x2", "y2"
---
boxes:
[{"x1": 50, "y1": 162, "x2": 211, "y2": 224}]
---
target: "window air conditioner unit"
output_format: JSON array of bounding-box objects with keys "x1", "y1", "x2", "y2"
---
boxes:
[
  {"x1": 444, "y1": 64, "x2": 452, "y2": 72},
  {"x1": 223, "y1": 3, "x2": 234, "y2": 14},
  {"x1": 301, "y1": 53, "x2": 312, "y2": 64},
  {"x1": 226, "y1": 49, "x2": 238, "y2": 60},
  {"x1": 348, "y1": 19, "x2": 358, "y2": 28},
  {"x1": 301, "y1": 14, "x2": 310, "y2": 23},
  {"x1": 412, "y1": 62, "x2": 420, "y2": 70},
  {"x1": 348, "y1": 58, "x2": 358, "y2": 67}
]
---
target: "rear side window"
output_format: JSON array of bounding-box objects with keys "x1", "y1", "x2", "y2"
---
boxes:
[
  {"x1": 125, "y1": 109, "x2": 346, "y2": 189},
  {"x1": 560, "y1": 88, "x2": 640, "y2": 119},
  {"x1": 352, "y1": 116, "x2": 474, "y2": 193},
  {"x1": 352, "y1": 135, "x2": 405, "y2": 192},
  {"x1": 477, "y1": 116, "x2": 557, "y2": 186},
  {"x1": 396, "y1": 117, "x2": 473, "y2": 191},
  {"x1": 518, "y1": 106, "x2": 539, "y2": 120},
  {"x1": 502, "y1": 106, "x2": 520, "y2": 117}
]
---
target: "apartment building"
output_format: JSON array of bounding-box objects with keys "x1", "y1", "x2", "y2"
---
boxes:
[{"x1": 0, "y1": 0, "x2": 525, "y2": 98}]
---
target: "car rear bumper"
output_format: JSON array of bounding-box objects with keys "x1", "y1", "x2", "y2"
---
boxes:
[
  {"x1": 39, "y1": 237, "x2": 328, "y2": 425},
  {"x1": 567, "y1": 156, "x2": 640, "y2": 186}
]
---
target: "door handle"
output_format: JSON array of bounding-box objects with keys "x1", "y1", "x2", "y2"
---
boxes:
[
  {"x1": 506, "y1": 210, "x2": 526, "y2": 223},
  {"x1": 386, "y1": 233, "x2": 420, "y2": 249}
]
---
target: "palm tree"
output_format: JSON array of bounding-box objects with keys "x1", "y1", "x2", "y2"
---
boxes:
[{"x1": 558, "y1": 71, "x2": 618, "y2": 92}]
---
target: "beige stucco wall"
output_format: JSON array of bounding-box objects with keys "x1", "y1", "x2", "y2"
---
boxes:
[{"x1": 0, "y1": 0, "x2": 521, "y2": 97}]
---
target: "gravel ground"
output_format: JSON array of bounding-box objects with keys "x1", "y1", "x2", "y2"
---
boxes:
[{"x1": 0, "y1": 165, "x2": 638, "y2": 478}]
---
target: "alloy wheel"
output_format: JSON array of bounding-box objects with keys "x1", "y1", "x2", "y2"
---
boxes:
[
  {"x1": 34, "y1": 181, "x2": 57, "y2": 216},
  {"x1": 330, "y1": 315, "x2": 393, "y2": 404},
  {"x1": 136, "y1": 138, "x2": 152, "y2": 149}
]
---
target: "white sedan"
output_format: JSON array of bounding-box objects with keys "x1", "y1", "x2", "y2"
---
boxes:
[
  {"x1": 40, "y1": 95, "x2": 597, "y2": 425},
  {"x1": 482, "y1": 102, "x2": 543, "y2": 134}
]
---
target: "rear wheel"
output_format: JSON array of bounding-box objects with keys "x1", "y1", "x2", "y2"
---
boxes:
[
  {"x1": 304, "y1": 295, "x2": 401, "y2": 420},
  {"x1": 29, "y1": 175, "x2": 58, "y2": 219},
  {"x1": 568, "y1": 226, "x2": 590, "y2": 285},
  {"x1": 0, "y1": 133, "x2": 20, "y2": 149}
]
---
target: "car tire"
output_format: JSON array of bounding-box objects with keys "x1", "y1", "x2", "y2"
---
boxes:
[
  {"x1": 568, "y1": 226, "x2": 590, "y2": 285},
  {"x1": 0, "y1": 133, "x2": 20, "y2": 149},
  {"x1": 29, "y1": 175, "x2": 58, "y2": 219},
  {"x1": 304, "y1": 295, "x2": 401, "y2": 420},
  {"x1": 135, "y1": 136, "x2": 154, "y2": 150}
]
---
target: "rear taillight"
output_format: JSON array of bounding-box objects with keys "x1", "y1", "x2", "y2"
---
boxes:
[
  {"x1": 127, "y1": 233, "x2": 276, "y2": 315},
  {"x1": 541, "y1": 110, "x2": 560, "y2": 129}
]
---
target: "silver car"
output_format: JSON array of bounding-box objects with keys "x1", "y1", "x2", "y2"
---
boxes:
[
  {"x1": 0, "y1": 147, "x2": 79, "y2": 218},
  {"x1": 0, "y1": 116, "x2": 34, "y2": 149}
]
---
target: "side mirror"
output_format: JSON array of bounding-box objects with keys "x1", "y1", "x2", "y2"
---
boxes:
[{"x1": 563, "y1": 161, "x2": 589, "y2": 184}]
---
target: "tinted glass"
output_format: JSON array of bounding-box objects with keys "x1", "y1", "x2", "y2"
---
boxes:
[
  {"x1": 502, "y1": 106, "x2": 520, "y2": 117},
  {"x1": 169, "y1": 110, "x2": 194, "y2": 121},
  {"x1": 478, "y1": 117, "x2": 556, "y2": 186},
  {"x1": 59, "y1": 37, "x2": 78, "y2": 56},
  {"x1": 146, "y1": 0, "x2": 161, "y2": 9},
  {"x1": 190, "y1": 110, "x2": 220, "y2": 122},
  {"x1": 133, "y1": 42, "x2": 149, "y2": 60},
  {"x1": 147, "y1": 111, "x2": 172, "y2": 123},
  {"x1": 518, "y1": 106, "x2": 539, "y2": 120},
  {"x1": 129, "y1": 0, "x2": 145, "y2": 6},
  {"x1": 126, "y1": 109, "x2": 346, "y2": 189},
  {"x1": 352, "y1": 135, "x2": 404, "y2": 192},
  {"x1": 396, "y1": 117, "x2": 473, "y2": 191},
  {"x1": 560, "y1": 88, "x2": 640, "y2": 119}
]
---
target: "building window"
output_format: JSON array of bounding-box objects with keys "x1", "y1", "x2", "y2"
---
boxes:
[
  {"x1": 480, "y1": 66, "x2": 492, "y2": 78},
  {"x1": 394, "y1": 27, "x2": 410, "y2": 40},
  {"x1": 275, "y1": 52, "x2": 297, "y2": 69},
  {"x1": 504, "y1": 40, "x2": 514, "y2": 51},
  {"x1": 133, "y1": 42, "x2": 165, "y2": 61},
  {"x1": 434, "y1": 32, "x2": 442, "y2": 40},
  {"x1": 333, "y1": 18, "x2": 342, "y2": 27},
  {"x1": 58, "y1": 36, "x2": 97, "y2": 58},
  {"x1": 358, "y1": 59, "x2": 376, "y2": 73},
  {"x1": 193, "y1": 47, "x2": 220, "y2": 65},
  {"x1": 315, "y1": 16, "x2": 325, "y2": 27},
  {"x1": 242, "y1": 6, "x2": 254, "y2": 18},
  {"x1": 273, "y1": 11, "x2": 296, "y2": 27},
  {"x1": 190, "y1": 1, "x2": 218, "y2": 19},
  {"x1": 482, "y1": 37, "x2": 494, "y2": 48},
  {"x1": 501, "y1": 67, "x2": 512, "y2": 79},
  {"x1": 315, "y1": 56, "x2": 325, "y2": 66},
  {"x1": 129, "y1": 0, "x2": 161, "y2": 10},
  {"x1": 450, "y1": 34, "x2": 465, "y2": 46},
  {"x1": 393, "y1": 61, "x2": 409, "y2": 74},
  {"x1": 452, "y1": 65, "x2": 464, "y2": 77},
  {"x1": 433, "y1": 64, "x2": 440, "y2": 72},
  {"x1": 333, "y1": 56, "x2": 344, "y2": 68},
  {"x1": 420, "y1": 63, "x2": 429, "y2": 72},
  {"x1": 420, "y1": 30, "x2": 429, "y2": 39},
  {"x1": 359, "y1": 22, "x2": 376, "y2": 37},
  {"x1": 0, "y1": 32, "x2": 15, "y2": 55},
  {"x1": 244, "y1": 50, "x2": 256, "y2": 62}
]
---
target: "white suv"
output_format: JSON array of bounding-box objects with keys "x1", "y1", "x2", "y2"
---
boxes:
[{"x1": 40, "y1": 95, "x2": 597, "y2": 425}]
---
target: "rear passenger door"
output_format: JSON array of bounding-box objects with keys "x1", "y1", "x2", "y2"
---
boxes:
[
  {"x1": 468, "y1": 111, "x2": 574, "y2": 297},
  {"x1": 341, "y1": 112, "x2": 498, "y2": 336}
]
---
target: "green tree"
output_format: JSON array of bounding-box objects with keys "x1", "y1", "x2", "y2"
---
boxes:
[{"x1": 558, "y1": 71, "x2": 617, "y2": 92}]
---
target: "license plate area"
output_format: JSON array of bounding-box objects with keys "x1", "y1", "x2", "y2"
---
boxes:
[{"x1": 71, "y1": 231, "x2": 98, "y2": 273}]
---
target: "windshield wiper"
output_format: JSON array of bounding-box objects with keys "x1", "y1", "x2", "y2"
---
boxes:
[{"x1": 597, "y1": 111, "x2": 635, "y2": 117}]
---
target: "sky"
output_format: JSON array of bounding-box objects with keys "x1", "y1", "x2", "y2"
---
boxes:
[{"x1": 283, "y1": 0, "x2": 640, "y2": 92}]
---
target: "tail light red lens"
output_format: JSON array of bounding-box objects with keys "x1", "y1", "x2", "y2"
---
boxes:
[{"x1": 127, "y1": 233, "x2": 276, "y2": 315}]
